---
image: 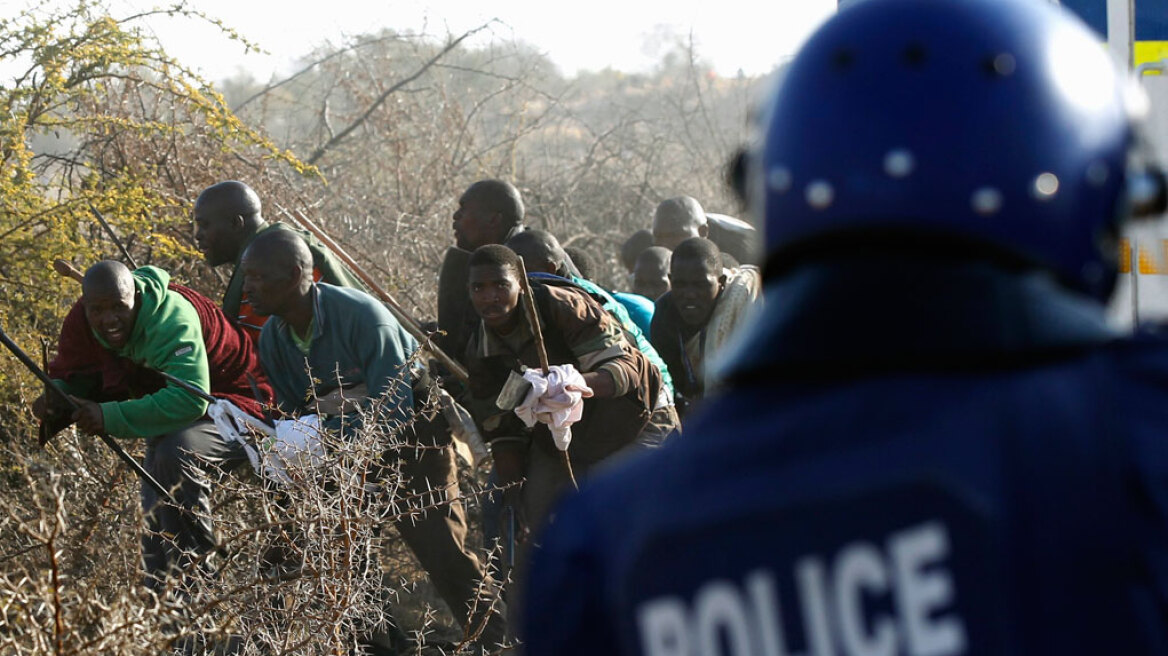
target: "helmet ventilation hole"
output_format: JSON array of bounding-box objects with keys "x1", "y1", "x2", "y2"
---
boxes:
[
  {"x1": 971, "y1": 188, "x2": 1003, "y2": 215},
  {"x1": 884, "y1": 149, "x2": 915, "y2": 178},
  {"x1": 769, "y1": 167, "x2": 793, "y2": 193},
  {"x1": 1033, "y1": 172, "x2": 1059, "y2": 200},
  {"x1": 806, "y1": 181, "x2": 835, "y2": 209}
]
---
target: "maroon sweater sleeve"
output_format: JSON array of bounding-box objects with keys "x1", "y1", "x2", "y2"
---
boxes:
[{"x1": 170, "y1": 285, "x2": 273, "y2": 419}]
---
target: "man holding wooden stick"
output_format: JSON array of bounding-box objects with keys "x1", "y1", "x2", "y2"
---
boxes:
[
  {"x1": 239, "y1": 230, "x2": 506, "y2": 652},
  {"x1": 463, "y1": 244, "x2": 664, "y2": 541},
  {"x1": 32, "y1": 260, "x2": 272, "y2": 595}
]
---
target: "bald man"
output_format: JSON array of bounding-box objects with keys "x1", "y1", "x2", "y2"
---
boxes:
[
  {"x1": 33, "y1": 260, "x2": 271, "y2": 593},
  {"x1": 651, "y1": 196, "x2": 761, "y2": 266},
  {"x1": 241, "y1": 230, "x2": 507, "y2": 651},
  {"x1": 193, "y1": 180, "x2": 362, "y2": 341},
  {"x1": 437, "y1": 179, "x2": 527, "y2": 363}
]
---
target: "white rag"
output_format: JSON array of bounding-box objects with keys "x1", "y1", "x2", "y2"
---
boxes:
[
  {"x1": 513, "y1": 364, "x2": 594, "y2": 451},
  {"x1": 263, "y1": 415, "x2": 328, "y2": 483},
  {"x1": 207, "y1": 399, "x2": 327, "y2": 485},
  {"x1": 207, "y1": 399, "x2": 266, "y2": 472}
]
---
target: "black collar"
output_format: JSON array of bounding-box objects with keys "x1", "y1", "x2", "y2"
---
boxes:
[{"x1": 721, "y1": 258, "x2": 1118, "y2": 382}]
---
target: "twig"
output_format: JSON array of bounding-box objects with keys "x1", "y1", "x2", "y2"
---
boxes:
[{"x1": 306, "y1": 23, "x2": 491, "y2": 165}]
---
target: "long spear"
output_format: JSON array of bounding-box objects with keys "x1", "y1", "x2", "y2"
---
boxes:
[
  {"x1": 0, "y1": 323, "x2": 175, "y2": 503},
  {"x1": 277, "y1": 206, "x2": 470, "y2": 385},
  {"x1": 515, "y1": 259, "x2": 578, "y2": 490}
]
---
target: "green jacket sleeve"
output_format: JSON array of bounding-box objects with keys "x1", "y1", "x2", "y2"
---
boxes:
[{"x1": 100, "y1": 297, "x2": 210, "y2": 439}]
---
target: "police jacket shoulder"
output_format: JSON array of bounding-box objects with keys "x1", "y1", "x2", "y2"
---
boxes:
[
  {"x1": 526, "y1": 262, "x2": 1168, "y2": 654},
  {"x1": 528, "y1": 333, "x2": 1168, "y2": 655}
]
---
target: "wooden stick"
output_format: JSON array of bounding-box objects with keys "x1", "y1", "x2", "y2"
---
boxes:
[
  {"x1": 278, "y1": 207, "x2": 470, "y2": 385},
  {"x1": 516, "y1": 259, "x2": 577, "y2": 490},
  {"x1": 38, "y1": 339, "x2": 52, "y2": 446},
  {"x1": 53, "y1": 259, "x2": 84, "y2": 284},
  {"x1": 0, "y1": 324, "x2": 175, "y2": 503}
]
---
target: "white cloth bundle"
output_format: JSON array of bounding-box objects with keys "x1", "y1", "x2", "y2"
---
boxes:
[
  {"x1": 513, "y1": 364, "x2": 594, "y2": 451},
  {"x1": 207, "y1": 399, "x2": 327, "y2": 484}
]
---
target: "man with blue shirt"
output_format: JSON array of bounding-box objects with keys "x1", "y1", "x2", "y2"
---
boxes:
[
  {"x1": 241, "y1": 229, "x2": 505, "y2": 653},
  {"x1": 524, "y1": 0, "x2": 1168, "y2": 653}
]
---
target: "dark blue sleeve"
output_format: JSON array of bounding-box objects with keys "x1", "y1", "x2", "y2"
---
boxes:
[
  {"x1": 1114, "y1": 341, "x2": 1168, "y2": 629},
  {"x1": 525, "y1": 489, "x2": 620, "y2": 655}
]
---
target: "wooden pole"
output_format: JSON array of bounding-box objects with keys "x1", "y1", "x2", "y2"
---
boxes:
[
  {"x1": 515, "y1": 259, "x2": 577, "y2": 490},
  {"x1": 0, "y1": 324, "x2": 175, "y2": 503}
]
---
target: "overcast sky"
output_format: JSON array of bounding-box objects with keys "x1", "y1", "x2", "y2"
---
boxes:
[{"x1": 24, "y1": 0, "x2": 837, "y2": 82}]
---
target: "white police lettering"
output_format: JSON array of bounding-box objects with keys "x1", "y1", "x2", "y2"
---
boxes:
[
  {"x1": 835, "y1": 544, "x2": 895, "y2": 656},
  {"x1": 638, "y1": 598, "x2": 689, "y2": 656},
  {"x1": 636, "y1": 521, "x2": 966, "y2": 656},
  {"x1": 891, "y1": 522, "x2": 966, "y2": 656},
  {"x1": 696, "y1": 582, "x2": 755, "y2": 656},
  {"x1": 796, "y1": 557, "x2": 836, "y2": 656}
]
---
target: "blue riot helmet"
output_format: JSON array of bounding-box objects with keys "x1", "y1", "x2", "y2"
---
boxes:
[{"x1": 754, "y1": 0, "x2": 1166, "y2": 300}]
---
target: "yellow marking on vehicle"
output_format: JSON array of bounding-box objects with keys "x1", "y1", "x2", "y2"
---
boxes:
[{"x1": 1135, "y1": 41, "x2": 1168, "y2": 71}]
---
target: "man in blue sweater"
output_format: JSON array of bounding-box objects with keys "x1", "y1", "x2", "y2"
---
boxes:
[
  {"x1": 524, "y1": 0, "x2": 1168, "y2": 653},
  {"x1": 241, "y1": 229, "x2": 505, "y2": 653}
]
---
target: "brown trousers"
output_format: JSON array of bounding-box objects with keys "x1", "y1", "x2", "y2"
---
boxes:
[{"x1": 389, "y1": 415, "x2": 507, "y2": 650}]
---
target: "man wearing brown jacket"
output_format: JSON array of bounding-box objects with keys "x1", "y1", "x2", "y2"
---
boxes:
[{"x1": 464, "y1": 244, "x2": 665, "y2": 531}]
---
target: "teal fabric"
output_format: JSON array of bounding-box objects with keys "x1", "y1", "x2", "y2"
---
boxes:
[
  {"x1": 612, "y1": 291, "x2": 654, "y2": 336},
  {"x1": 259, "y1": 283, "x2": 418, "y2": 434},
  {"x1": 571, "y1": 276, "x2": 675, "y2": 397}
]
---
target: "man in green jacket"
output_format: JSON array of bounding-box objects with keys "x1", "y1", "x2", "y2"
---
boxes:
[
  {"x1": 33, "y1": 261, "x2": 269, "y2": 593},
  {"x1": 193, "y1": 180, "x2": 363, "y2": 341}
]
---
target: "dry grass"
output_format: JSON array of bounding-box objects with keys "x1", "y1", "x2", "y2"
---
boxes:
[{"x1": 0, "y1": 374, "x2": 508, "y2": 655}]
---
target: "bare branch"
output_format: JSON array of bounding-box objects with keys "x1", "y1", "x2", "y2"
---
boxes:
[{"x1": 305, "y1": 23, "x2": 493, "y2": 165}]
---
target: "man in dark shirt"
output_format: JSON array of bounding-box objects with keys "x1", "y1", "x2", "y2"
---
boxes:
[
  {"x1": 650, "y1": 238, "x2": 759, "y2": 415},
  {"x1": 192, "y1": 180, "x2": 362, "y2": 341},
  {"x1": 436, "y1": 179, "x2": 527, "y2": 361}
]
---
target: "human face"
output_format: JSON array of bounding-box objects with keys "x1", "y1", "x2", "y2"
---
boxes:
[
  {"x1": 633, "y1": 260, "x2": 670, "y2": 301},
  {"x1": 83, "y1": 287, "x2": 138, "y2": 350},
  {"x1": 193, "y1": 202, "x2": 244, "y2": 267},
  {"x1": 453, "y1": 191, "x2": 501, "y2": 251},
  {"x1": 240, "y1": 251, "x2": 299, "y2": 318},
  {"x1": 469, "y1": 264, "x2": 522, "y2": 332},
  {"x1": 670, "y1": 257, "x2": 724, "y2": 328}
]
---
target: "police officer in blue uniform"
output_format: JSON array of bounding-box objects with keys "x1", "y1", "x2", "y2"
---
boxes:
[{"x1": 523, "y1": 0, "x2": 1168, "y2": 653}]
